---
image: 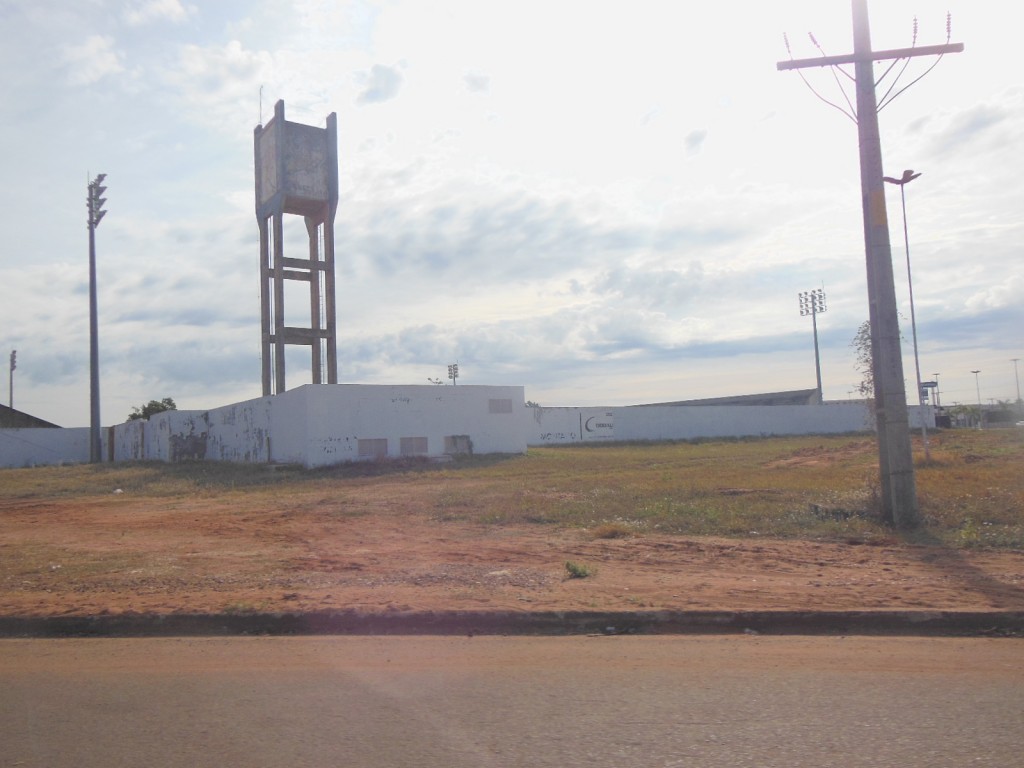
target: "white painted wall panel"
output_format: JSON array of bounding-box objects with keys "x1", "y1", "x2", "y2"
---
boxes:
[
  {"x1": 204, "y1": 396, "x2": 273, "y2": 464},
  {"x1": 0, "y1": 428, "x2": 91, "y2": 467},
  {"x1": 526, "y1": 407, "x2": 616, "y2": 444},
  {"x1": 113, "y1": 420, "x2": 146, "y2": 461},
  {"x1": 293, "y1": 384, "x2": 527, "y2": 467},
  {"x1": 524, "y1": 402, "x2": 874, "y2": 445}
]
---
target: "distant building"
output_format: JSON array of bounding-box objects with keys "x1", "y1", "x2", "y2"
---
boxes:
[
  {"x1": 633, "y1": 389, "x2": 822, "y2": 408},
  {"x1": 0, "y1": 404, "x2": 60, "y2": 429}
]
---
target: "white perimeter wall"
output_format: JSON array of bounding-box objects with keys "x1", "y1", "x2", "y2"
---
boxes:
[
  {"x1": 1, "y1": 390, "x2": 938, "y2": 469},
  {"x1": 109, "y1": 383, "x2": 527, "y2": 468},
  {"x1": 525, "y1": 402, "x2": 933, "y2": 445},
  {"x1": 264, "y1": 384, "x2": 527, "y2": 467},
  {"x1": 0, "y1": 427, "x2": 94, "y2": 468}
]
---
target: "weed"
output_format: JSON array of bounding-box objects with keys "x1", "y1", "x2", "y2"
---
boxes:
[
  {"x1": 591, "y1": 521, "x2": 636, "y2": 539},
  {"x1": 564, "y1": 561, "x2": 592, "y2": 579}
]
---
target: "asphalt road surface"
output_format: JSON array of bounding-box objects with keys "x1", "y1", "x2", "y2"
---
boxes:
[{"x1": 2, "y1": 635, "x2": 1021, "y2": 767}]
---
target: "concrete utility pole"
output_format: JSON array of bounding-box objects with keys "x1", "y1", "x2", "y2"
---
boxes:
[{"x1": 778, "y1": 0, "x2": 962, "y2": 528}]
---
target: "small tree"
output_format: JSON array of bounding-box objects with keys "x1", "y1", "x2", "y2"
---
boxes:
[{"x1": 127, "y1": 397, "x2": 177, "y2": 421}]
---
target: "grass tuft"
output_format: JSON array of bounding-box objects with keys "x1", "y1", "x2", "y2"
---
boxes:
[{"x1": 564, "y1": 561, "x2": 593, "y2": 579}]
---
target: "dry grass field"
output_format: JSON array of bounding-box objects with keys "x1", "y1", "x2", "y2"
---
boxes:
[{"x1": 1, "y1": 430, "x2": 1022, "y2": 617}]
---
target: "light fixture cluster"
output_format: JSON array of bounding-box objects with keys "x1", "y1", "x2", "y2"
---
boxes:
[
  {"x1": 798, "y1": 288, "x2": 826, "y2": 317},
  {"x1": 87, "y1": 173, "x2": 107, "y2": 229}
]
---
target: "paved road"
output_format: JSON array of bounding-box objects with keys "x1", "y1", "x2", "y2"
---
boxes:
[{"x1": 2, "y1": 636, "x2": 1021, "y2": 767}]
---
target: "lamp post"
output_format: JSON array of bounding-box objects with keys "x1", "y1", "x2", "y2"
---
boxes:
[
  {"x1": 971, "y1": 369, "x2": 982, "y2": 430},
  {"x1": 447, "y1": 363, "x2": 459, "y2": 386},
  {"x1": 798, "y1": 288, "x2": 826, "y2": 403},
  {"x1": 883, "y1": 169, "x2": 930, "y2": 460},
  {"x1": 87, "y1": 173, "x2": 107, "y2": 463},
  {"x1": 932, "y1": 372, "x2": 941, "y2": 410}
]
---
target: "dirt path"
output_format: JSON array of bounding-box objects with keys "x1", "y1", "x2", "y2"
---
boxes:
[{"x1": 3, "y1": 491, "x2": 1023, "y2": 618}]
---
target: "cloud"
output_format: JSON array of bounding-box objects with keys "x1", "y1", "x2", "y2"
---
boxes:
[
  {"x1": 62, "y1": 35, "x2": 124, "y2": 86},
  {"x1": 124, "y1": 0, "x2": 196, "y2": 26},
  {"x1": 684, "y1": 128, "x2": 707, "y2": 154},
  {"x1": 591, "y1": 263, "x2": 704, "y2": 311},
  {"x1": 162, "y1": 40, "x2": 273, "y2": 130},
  {"x1": 915, "y1": 92, "x2": 1022, "y2": 158},
  {"x1": 356, "y1": 64, "x2": 403, "y2": 105},
  {"x1": 964, "y1": 273, "x2": 1023, "y2": 313},
  {"x1": 464, "y1": 71, "x2": 490, "y2": 93}
]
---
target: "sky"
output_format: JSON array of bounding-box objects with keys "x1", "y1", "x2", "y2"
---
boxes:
[{"x1": 1, "y1": 0, "x2": 1021, "y2": 428}]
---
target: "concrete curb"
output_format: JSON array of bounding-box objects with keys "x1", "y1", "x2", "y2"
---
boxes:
[{"x1": 2, "y1": 610, "x2": 1023, "y2": 638}]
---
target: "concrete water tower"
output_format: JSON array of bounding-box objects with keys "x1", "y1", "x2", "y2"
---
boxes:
[{"x1": 254, "y1": 99, "x2": 339, "y2": 395}]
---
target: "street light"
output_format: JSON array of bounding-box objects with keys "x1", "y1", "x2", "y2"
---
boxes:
[
  {"x1": 883, "y1": 169, "x2": 930, "y2": 460},
  {"x1": 87, "y1": 173, "x2": 107, "y2": 463},
  {"x1": 798, "y1": 288, "x2": 826, "y2": 403},
  {"x1": 447, "y1": 363, "x2": 459, "y2": 386},
  {"x1": 971, "y1": 369, "x2": 982, "y2": 429}
]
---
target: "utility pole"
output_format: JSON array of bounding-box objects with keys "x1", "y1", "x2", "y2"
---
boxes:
[
  {"x1": 778, "y1": 0, "x2": 962, "y2": 528},
  {"x1": 87, "y1": 174, "x2": 107, "y2": 463}
]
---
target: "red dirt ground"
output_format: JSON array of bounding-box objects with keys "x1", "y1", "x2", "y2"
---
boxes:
[{"x1": 2, "y1": 492, "x2": 1024, "y2": 618}]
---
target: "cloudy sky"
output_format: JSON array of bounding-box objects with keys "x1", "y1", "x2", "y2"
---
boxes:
[{"x1": 1, "y1": 0, "x2": 1021, "y2": 427}]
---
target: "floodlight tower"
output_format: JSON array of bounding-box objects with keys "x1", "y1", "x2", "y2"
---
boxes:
[
  {"x1": 798, "y1": 288, "x2": 826, "y2": 403},
  {"x1": 254, "y1": 100, "x2": 339, "y2": 396},
  {"x1": 8, "y1": 350, "x2": 15, "y2": 409},
  {"x1": 87, "y1": 173, "x2": 107, "y2": 463}
]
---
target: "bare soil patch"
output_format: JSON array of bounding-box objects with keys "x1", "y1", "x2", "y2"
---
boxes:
[{"x1": 3, "y1": 488, "x2": 1023, "y2": 618}]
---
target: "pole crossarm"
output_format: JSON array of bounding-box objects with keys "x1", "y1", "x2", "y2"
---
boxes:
[{"x1": 777, "y1": 42, "x2": 963, "y2": 71}]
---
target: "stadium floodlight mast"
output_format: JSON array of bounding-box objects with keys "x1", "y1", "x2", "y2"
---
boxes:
[
  {"x1": 883, "y1": 169, "x2": 930, "y2": 461},
  {"x1": 447, "y1": 363, "x2": 459, "y2": 386},
  {"x1": 87, "y1": 173, "x2": 107, "y2": 463},
  {"x1": 8, "y1": 350, "x2": 15, "y2": 409},
  {"x1": 798, "y1": 288, "x2": 826, "y2": 402}
]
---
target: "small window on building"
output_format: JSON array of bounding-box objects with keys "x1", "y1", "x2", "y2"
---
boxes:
[
  {"x1": 444, "y1": 435, "x2": 473, "y2": 455},
  {"x1": 400, "y1": 436, "x2": 428, "y2": 456},
  {"x1": 357, "y1": 438, "x2": 388, "y2": 458},
  {"x1": 488, "y1": 398, "x2": 513, "y2": 414}
]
